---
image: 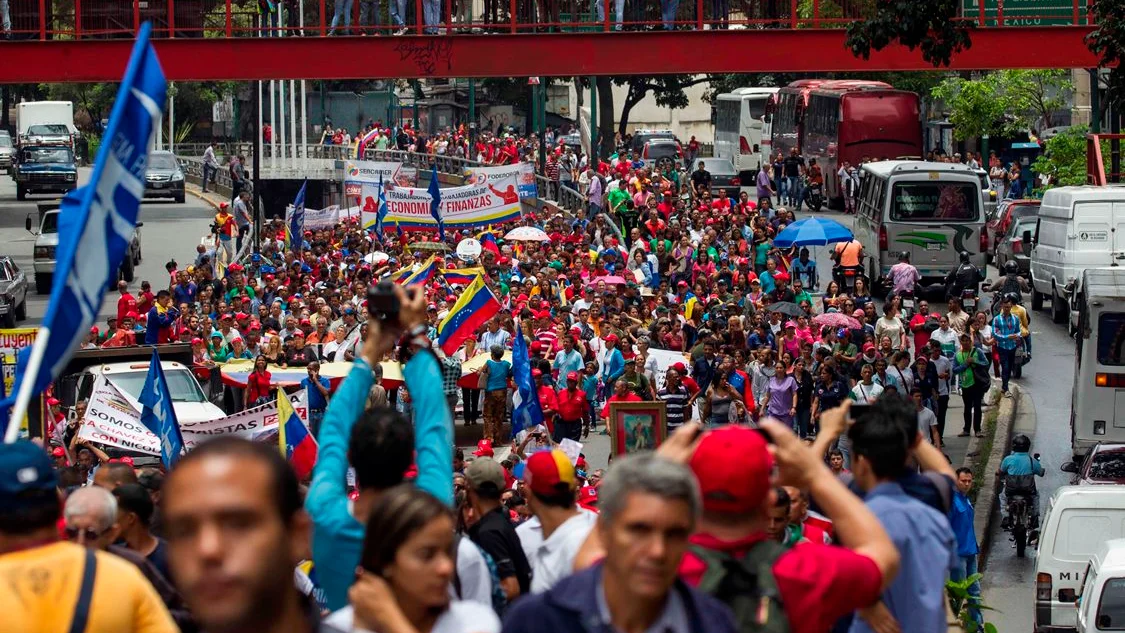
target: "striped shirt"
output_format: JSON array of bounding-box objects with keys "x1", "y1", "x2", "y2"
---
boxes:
[
  {"x1": 992, "y1": 313, "x2": 1021, "y2": 350},
  {"x1": 658, "y1": 385, "x2": 691, "y2": 429}
]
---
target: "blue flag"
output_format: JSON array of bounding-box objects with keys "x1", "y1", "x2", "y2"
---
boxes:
[
  {"x1": 375, "y1": 174, "x2": 388, "y2": 237},
  {"x1": 510, "y1": 322, "x2": 544, "y2": 436},
  {"x1": 139, "y1": 349, "x2": 185, "y2": 469},
  {"x1": 428, "y1": 165, "x2": 444, "y2": 242},
  {"x1": 289, "y1": 179, "x2": 307, "y2": 252},
  {"x1": 0, "y1": 24, "x2": 165, "y2": 442}
]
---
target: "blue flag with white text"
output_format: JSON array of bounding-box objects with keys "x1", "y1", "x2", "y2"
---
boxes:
[
  {"x1": 510, "y1": 322, "x2": 543, "y2": 436},
  {"x1": 289, "y1": 179, "x2": 307, "y2": 252},
  {"x1": 428, "y1": 165, "x2": 444, "y2": 242},
  {"x1": 375, "y1": 173, "x2": 388, "y2": 237},
  {"x1": 0, "y1": 24, "x2": 165, "y2": 437},
  {"x1": 139, "y1": 349, "x2": 185, "y2": 469}
]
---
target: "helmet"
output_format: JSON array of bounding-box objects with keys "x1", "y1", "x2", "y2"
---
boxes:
[
  {"x1": 959, "y1": 251, "x2": 972, "y2": 265},
  {"x1": 1004, "y1": 260, "x2": 1019, "y2": 275},
  {"x1": 1012, "y1": 434, "x2": 1031, "y2": 452},
  {"x1": 1004, "y1": 292, "x2": 1021, "y2": 305}
]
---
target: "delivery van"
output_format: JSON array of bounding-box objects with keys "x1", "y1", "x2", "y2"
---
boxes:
[
  {"x1": 1068, "y1": 268, "x2": 1125, "y2": 459},
  {"x1": 1035, "y1": 486, "x2": 1125, "y2": 632},
  {"x1": 1029, "y1": 187, "x2": 1125, "y2": 325},
  {"x1": 1076, "y1": 539, "x2": 1125, "y2": 633}
]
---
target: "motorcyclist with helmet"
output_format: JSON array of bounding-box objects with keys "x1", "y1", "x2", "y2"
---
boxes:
[
  {"x1": 997, "y1": 434, "x2": 1044, "y2": 534},
  {"x1": 945, "y1": 251, "x2": 985, "y2": 301},
  {"x1": 984, "y1": 260, "x2": 1032, "y2": 306}
]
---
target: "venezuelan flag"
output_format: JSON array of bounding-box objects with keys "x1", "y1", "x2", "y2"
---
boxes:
[
  {"x1": 479, "y1": 232, "x2": 501, "y2": 258},
  {"x1": 278, "y1": 392, "x2": 317, "y2": 480},
  {"x1": 443, "y1": 268, "x2": 485, "y2": 286},
  {"x1": 684, "y1": 295, "x2": 698, "y2": 320},
  {"x1": 399, "y1": 255, "x2": 440, "y2": 286},
  {"x1": 438, "y1": 275, "x2": 501, "y2": 355}
]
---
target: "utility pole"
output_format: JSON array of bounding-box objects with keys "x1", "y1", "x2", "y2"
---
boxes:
[
  {"x1": 252, "y1": 81, "x2": 262, "y2": 257},
  {"x1": 537, "y1": 81, "x2": 546, "y2": 175},
  {"x1": 468, "y1": 77, "x2": 476, "y2": 150},
  {"x1": 590, "y1": 81, "x2": 597, "y2": 161}
]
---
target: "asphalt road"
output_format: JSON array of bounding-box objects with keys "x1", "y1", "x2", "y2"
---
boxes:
[{"x1": 0, "y1": 167, "x2": 215, "y2": 328}]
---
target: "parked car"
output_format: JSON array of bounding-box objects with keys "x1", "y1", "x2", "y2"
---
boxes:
[
  {"x1": 0, "y1": 132, "x2": 14, "y2": 173},
  {"x1": 143, "y1": 150, "x2": 186, "y2": 203},
  {"x1": 1064, "y1": 442, "x2": 1125, "y2": 485},
  {"x1": 629, "y1": 129, "x2": 676, "y2": 154},
  {"x1": 994, "y1": 215, "x2": 1036, "y2": 276},
  {"x1": 688, "y1": 158, "x2": 742, "y2": 198},
  {"x1": 987, "y1": 198, "x2": 1040, "y2": 261},
  {"x1": 27, "y1": 210, "x2": 142, "y2": 293},
  {"x1": 0, "y1": 256, "x2": 29, "y2": 328},
  {"x1": 639, "y1": 139, "x2": 683, "y2": 171}
]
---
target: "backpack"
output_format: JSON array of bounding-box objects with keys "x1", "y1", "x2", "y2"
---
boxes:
[
  {"x1": 452, "y1": 535, "x2": 508, "y2": 617},
  {"x1": 690, "y1": 541, "x2": 790, "y2": 633}
]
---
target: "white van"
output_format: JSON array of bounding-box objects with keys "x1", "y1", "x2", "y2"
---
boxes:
[
  {"x1": 1029, "y1": 187, "x2": 1125, "y2": 326},
  {"x1": 1069, "y1": 268, "x2": 1125, "y2": 459},
  {"x1": 1035, "y1": 486, "x2": 1125, "y2": 632},
  {"x1": 1076, "y1": 539, "x2": 1125, "y2": 633}
]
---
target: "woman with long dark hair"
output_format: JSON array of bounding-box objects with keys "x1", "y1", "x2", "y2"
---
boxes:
[
  {"x1": 244, "y1": 354, "x2": 272, "y2": 408},
  {"x1": 327, "y1": 486, "x2": 500, "y2": 633}
]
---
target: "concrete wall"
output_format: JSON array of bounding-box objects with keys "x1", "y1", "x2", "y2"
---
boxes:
[{"x1": 561, "y1": 77, "x2": 714, "y2": 143}]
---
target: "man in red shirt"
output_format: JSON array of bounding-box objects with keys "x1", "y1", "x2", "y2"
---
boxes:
[
  {"x1": 534, "y1": 369, "x2": 559, "y2": 433},
  {"x1": 554, "y1": 371, "x2": 589, "y2": 442},
  {"x1": 676, "y1": 411, "x2": 900, "y2": 633},
  {"x1": 599, "y1": 378, "x2": 642, "y2": 426},
  {"x1": 116, "y1": 280, "x2": 137, "y2": 325}
]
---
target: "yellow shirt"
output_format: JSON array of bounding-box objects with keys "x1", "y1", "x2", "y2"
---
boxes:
[
  {"x1": 0, "y1": 541, "x2": 178, "y2": 633},
  {"x1": 1011, "y1": 304, "x2": 1031, "y2": 336}
]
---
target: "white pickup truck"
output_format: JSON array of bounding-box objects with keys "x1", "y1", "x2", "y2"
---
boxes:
[{"x1": 26, "y1": 208, "x2": 143, "y2": 294}]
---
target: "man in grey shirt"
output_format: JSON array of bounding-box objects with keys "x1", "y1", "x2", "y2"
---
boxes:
[
  {"x1": 913, "y1": 389, "x2": 940, "y2": 446},
  {"x1": 928, "y1": 342, "x2": 953, "y2": 440},
  {"x1": 233, "y1": 190, "x2": 253, "y2": 253}
]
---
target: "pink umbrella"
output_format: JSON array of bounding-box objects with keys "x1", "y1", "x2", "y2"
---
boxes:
[
  {"x1": 589, "y1": 276, "x2": 628, "y2": 287},
  {"x1": 813, "y1": 312, "x2": 861, "y2": 330}
]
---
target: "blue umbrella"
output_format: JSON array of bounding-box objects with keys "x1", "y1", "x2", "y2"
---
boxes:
[{"x1": 772, "y1": 217, "x2": 854, "y2": 247}]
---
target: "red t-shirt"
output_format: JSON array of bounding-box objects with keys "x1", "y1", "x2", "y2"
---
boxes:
[
  {"x1": 680, "y1": 533, "x2": 883, "y2": 633},
  {"x1": 555, "y1": 388, "x2": 588, "y2": 421},
  {"x1": 600, "y1": 393, "x2": 642, "y2": 418},
  {"x1": 117, "y1": 293, "x2": 136, "y2": 325}
]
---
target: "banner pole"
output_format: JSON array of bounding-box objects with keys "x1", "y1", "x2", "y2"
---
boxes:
[{"x1": 4, "y1": 327, "x2": 51, "y2": 444}]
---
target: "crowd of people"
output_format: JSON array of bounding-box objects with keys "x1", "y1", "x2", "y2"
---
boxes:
[{"x1": 0, "y1": 128, "x2": 1012, "y2": 633}]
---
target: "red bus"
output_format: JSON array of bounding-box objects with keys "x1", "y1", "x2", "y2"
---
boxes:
[{"x1": 769, "y1": 80, "x2": 922, "y2": 204}]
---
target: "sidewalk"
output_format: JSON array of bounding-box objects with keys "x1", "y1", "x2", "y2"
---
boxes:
[{"x1": 186, "y1": 182, "x2": 229, "y2": 211}]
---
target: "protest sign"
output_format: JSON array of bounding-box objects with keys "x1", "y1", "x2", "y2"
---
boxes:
[
  {"x1": 287, "y1": 205, "x2": 362, "y2": 231},
  {"x1": 0, "y1": 328, "x2": 37, "y2": 434},
  {"x1": 464, "y1": 163, "x2": 538, "y2": 200},
  {"x1": 645, "y1": 348, "x2": 692, "y2": 391},
  {"x1": 359, "y1": 181, "x2": 521, "y2": 231},
  {"x1": 343, "y1": 160, "x2": 417, "y2": 197},
  {"x1": 178, "y1": 390, "x2": 307, "y2": 449}
]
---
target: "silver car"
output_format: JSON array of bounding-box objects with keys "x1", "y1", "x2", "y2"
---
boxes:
[{"x1": 0, "y1": 132, "x2": 13, "y2": 173}]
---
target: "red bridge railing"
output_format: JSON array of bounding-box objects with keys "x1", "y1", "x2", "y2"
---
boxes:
[
  {"x1": 1088, "y1": 134, "x2": 1125, "y2": 186},
  {"x1": 2, "y1": 0, "x2": 1098, "y2": 40}
]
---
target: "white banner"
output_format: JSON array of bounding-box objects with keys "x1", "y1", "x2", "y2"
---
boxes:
[
  {"x1": 285, "y1": 205, "x2": 362, "y2": 231},
  {"x1": 344, "y1": 160, "x2": 418, "y2": 197},
  {"x1": 645, "y1": 348, "x2": 692, "y2": 391},
  {"x1": 79, "y1": 382, "x2": 308, "y2": 455},
  {"x1": 464, "y1": 163, "x2": 538, "y2": 200},
  {"x1": 360, "y1": 181, "x2": 522, "y2": 231}
]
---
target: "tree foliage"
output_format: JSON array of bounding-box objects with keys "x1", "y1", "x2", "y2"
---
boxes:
[
  {"x1": 1032, "y1": 126, "x2": 1094, "y2": 189},
  {"x1": 845, "y1": 0, "x2": 971, "y2": 67},
  {"x1": 931, "y1": 70, "x2": 1072, "y2": 141},
  {"x1": 1087, "y1": 0, "x2": 1125, "y2": 106}
]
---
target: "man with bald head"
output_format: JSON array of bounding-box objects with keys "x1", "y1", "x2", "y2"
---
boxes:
[{"x1": 94, "y1": 460, "x2": 139, "y2": 490}]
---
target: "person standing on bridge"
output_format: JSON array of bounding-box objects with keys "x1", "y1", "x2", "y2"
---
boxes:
[
  {"x1": 233, "y1": 190, "x2": 253, "y2": 253},
  {"x1": 202, "y1": 143, "x2": 218, "y2": 193}
]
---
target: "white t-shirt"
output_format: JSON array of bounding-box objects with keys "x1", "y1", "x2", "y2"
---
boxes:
[
  {"x1": 526, "y1": 511, "x2": 598, "y2": 594},
  {"x1": 850, "y1": 382, "x2": 884, "y2": 403},
  {"x1": 325, "y1": 601, "x2": 500, "y2": 633},
  {"x1": 454, "y1": 538, "x2": 494, "y2": 607}
]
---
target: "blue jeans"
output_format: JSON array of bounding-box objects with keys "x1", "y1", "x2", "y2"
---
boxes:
[
  {"x1": 595, "y1": 0, "x2": 624, "y2": 29},
  {"x1": 389, "y1": 0, "x2": 407, "y2": 25},
  {"x1": 660, "y1": 0, "x2": 678, "y2": 28},
  {"x1": 786, "y1": 176, "x2": 802, "y2": 207},
  {"x1": 330, "y1": 0, "x2": 354, "y2": 34},
  {"x1": 422, "y1": 0, "x2": 441, "y2": 33},
  {"x1": 950, "y1": 555, "x2": 983, "y2": 626},
  {"x1": 710, "y1": 0, "x2": 728, "y2": 25},
  {"x1": 359, "y1": 0, "x2": 380, "y2": 29},
  {"x1": 308, "y1": 409, "x2": 325, "y2": 439},
  {"x1": 795, "y1": 407, "x2": 812, "y2": 438},
  {"x1": 998, "y1": 346, "x2": 1016, "y2": 392}
]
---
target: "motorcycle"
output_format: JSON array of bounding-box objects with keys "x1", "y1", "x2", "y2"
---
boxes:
[
  {"x1": 833, "y1": 264, "x2": 865, "y2": 294},
  {"x1": 806, "y1": 180, "x2": 824, "y2": 212},
  {"x1": 898, "y1": 289, "x2": 916, "y2": 321},
  {"x1": 961, "y1": 289, "x2": 979, "y2": 313},
  {"x1": 1008, "y1": 493, "x2": 1032, "y2": 557}
]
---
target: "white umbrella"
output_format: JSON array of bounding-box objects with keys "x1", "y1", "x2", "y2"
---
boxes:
[
  {"x1": 364, "y1": 251, "x2": 390, "y2": 265},
  {"x1": 504, "y1": 226, "x2": 550, "y2": 242}
]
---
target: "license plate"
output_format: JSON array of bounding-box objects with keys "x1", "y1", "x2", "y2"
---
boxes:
[
  {"x1": 926, "y1": 243, "x2": 942, "y2": 251},
  {"x1": 964, "y1": 298, "x2": 977, "y2": 308},
  {"x1": 903, "y1": 299, "x2": 915, "y2": 309},
  {"x1": 152, "y1": 182, "x2": 164, "y2": 189}
]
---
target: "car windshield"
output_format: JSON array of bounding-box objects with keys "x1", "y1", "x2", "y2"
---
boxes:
[
  {"x1": 1096, "y1": 577, "x2": 1125, "y2": 629},
  {"x1": 1087, "y1": 450, "x2": 1125, "y2": 481},
  {"x1": 28, "y1": 124, "x2": 70, "y2": 136},
  {"x1": 647, "y1": 143, "x2": 679, "y2": 159},
  {"x1": 0, "y1": 265, "x2": 12, "y2": 282},
  {"x1": 109, "y1": 369, "x2": 207, "y2": 403},
  {"x1": 0, "y1": 136, "x2": 11, "y2": 148},
  {"x1": 698, "y1": 160, "x2": 736, "y2": 175},
  {"x1": 890, "y1": 182, "x2": 980, "y2": 222},
  {"x1": 21, "y1": 147, "x2": 73, "y2": 164},
  {"x1": 148, "y1": 154, "x2": 179, "y2": 170},
  {"x1": 1098, "y1": 312, "x2": 1125, "y2": 366},
  {"x1": 1010, "y1": 203, "x2": 1040, "y2": 220},
  {"x1": 40, "y1": 213, "x2": 58, "y2": 234}
]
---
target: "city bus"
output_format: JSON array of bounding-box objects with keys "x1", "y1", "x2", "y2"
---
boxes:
[
  {"x1": 713, "y1": 87, "x2": 779, "y2": 181},
  {"x1": 770, "y1": 79, "x2": 923, "y2": 206}
]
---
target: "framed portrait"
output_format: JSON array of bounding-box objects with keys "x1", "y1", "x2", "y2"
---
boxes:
[{"x1": 608, "y1": 401, "x2": 667, "y2": 456}]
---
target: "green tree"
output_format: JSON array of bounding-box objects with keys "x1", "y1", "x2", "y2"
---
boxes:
[
  {"x1": 1032, "y1": 126, "x2": 1093, "y2": 189},
  {"x1": 1087, "y1": 0, "x2": 1125, "y2": 106},
  {"x1": 845, "y1": 0, "x2": 971, "y2": 67},
  {"x1": 931, "y1": 70, "x2": 1072, "y2": 141}
]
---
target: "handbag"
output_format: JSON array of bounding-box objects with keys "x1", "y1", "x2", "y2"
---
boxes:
[{"x1": 970, "y1": 349, "x2": 991, "y2": 386}]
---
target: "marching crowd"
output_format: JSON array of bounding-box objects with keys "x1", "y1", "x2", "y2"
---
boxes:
[{"x1": 0, "y1": 128, "x2": 1000, "y2": 633}]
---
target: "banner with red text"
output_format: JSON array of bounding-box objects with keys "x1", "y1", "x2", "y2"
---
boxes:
[
  {"x1": 343, "y1": 160, "x2": 417, "y2": 197},
  {"x1": 359, "y1": 181, "x2": 522, "y2": 231},
  {"x1": 464, "y1": 163, "x2": 538, "y2": 200}
]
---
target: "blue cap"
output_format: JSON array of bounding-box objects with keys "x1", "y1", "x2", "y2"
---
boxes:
[
  {"x1": 0, "y1": 441, "x2": 57, "y2": 503},
  {"x1": 512, "y1": 462, "x2": 526, "y2": 480}
]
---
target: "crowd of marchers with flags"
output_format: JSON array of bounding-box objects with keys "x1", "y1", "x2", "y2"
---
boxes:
[{"x1": 0, "y1": 24, "x2": 996, "y2": 633}]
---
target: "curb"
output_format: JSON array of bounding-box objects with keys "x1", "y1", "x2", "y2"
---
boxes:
[
  {"x1": 965, "y1": 381, "x2": 1020, "y2": 570},
  {"x1": 186, "y1": 187, "x2": 221, "y2": 211}
]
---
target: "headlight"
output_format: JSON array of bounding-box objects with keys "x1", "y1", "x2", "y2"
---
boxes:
[
  {"x1": 172, "y1": 171, "x2": 184, "y2": 181},
  {"x1": 34, "y1": 246, "x2": 55, "y2": 259},
  {"x1": 66, "y1": 173, "x2": 76, "y2": 181}
]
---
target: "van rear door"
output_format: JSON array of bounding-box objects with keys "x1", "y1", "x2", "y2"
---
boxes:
[
  {"x1": 1040, "y1": 501, "x2": 1125, "y2": 630},
  {"x1": 886, "y1": 176, "x2": 982, "y2": 278},
  {"x1": 1092, "y1": 308, "x2": 1125, "y2": 438}
]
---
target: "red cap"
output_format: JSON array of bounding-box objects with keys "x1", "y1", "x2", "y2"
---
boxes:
[
  {"x1": 604, "y1": 334, "x2": 618, "y2": 343},
  {"x1": 473, "y1": 439, "x2": 494, "y2": 457},
  {"x1": 299, "y1": 318, "x2": 312, "y2": 326},
  {"x1": 538, "y1": 310, "x2": 552, "y2": 320},
  {"x1": 219, "y1": 202, "x2": 229, "y2": 209},
  {"x1": 773, "y1": 271, "x2": 790, "y2": 283},
  {"x1": 862, "y1": 342, "x2": 876, "y2": 352},
  {"x1": 89, "y1": 326, "x2": 99, "y2": 335},
  {"x1": 853, "y1": 309, "x2": 865, "y2": 318},
  {"x1": 566, "y1": 371, "x2": 580, "y2": 381},
  {"x1": 52, "y1": 447, "x2": 65, "y2": 458},
  {"x1": 530, "y1": 341, "x2": 543, "y2": 352},
  {"x1": 125, "y1": 311, "x2": 139, "y2": 320},
  {"x1": 531, "y1": 368, "x2": 543, "y2": 378},
  {"x1": 524, "y1": 450, "x2": 578, "y2": 497},
  {"x1": 578, "y1": 486, "x2": 599, "y2": 512},
  {"x1": 236, "y1": 312, "x2": 248, "y2": 320},
  {"x1": 191, "y1": 337, "x2": 203, "y2": 345},
  {"x1": 47, "y1": 397, "x2": 60, "y2": 406},
  {"x1": 677, "y1": 280, "x2": 688, "y2": 287},
  {"x1": 690, "y1": 426, "x2": 773, "y2": 514},
  {"x1": 672, "y1": 362, "x2": 687, "y2": 373}
]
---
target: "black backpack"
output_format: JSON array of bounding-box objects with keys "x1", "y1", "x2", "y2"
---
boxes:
[{"x1": 690, "y1": 541, "x2": 790, "y2": 633}]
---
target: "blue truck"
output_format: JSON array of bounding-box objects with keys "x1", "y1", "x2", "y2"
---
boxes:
[{"x1": 13, "y1": 143, "x2": 78, "y2": 201}]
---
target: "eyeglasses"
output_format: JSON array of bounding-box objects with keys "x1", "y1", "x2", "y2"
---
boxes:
[{"x1": 65, "y1": 525, "x2": 111, "y2": 542}]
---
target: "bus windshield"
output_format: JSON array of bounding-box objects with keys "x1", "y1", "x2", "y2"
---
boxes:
[{"x1": 889, "y1": 182, "x2": 980, "y2": 222}]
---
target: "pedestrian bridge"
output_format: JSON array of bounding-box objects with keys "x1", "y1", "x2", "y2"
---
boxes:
[{"x1": 0, "y1": 0, "x2": 1102, "y2": 82}]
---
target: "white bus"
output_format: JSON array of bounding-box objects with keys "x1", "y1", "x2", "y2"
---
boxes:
[{"x1": 713, "y1": 87, "x2": 778, "y2": 181}]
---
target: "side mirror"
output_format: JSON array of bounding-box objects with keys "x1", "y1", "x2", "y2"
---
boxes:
[
  {"x1": 1023, "y1": 230, "x2": 1033, "y2": 246},
  {"x1": 24, "y1": 216, "x2": 32, "y2": 233},
  {"x1": 136, "y1": 222, "x2": 144, "y2": 228},
  {"x1": 1061, "y1": 461, "x2": 1079, "y2": 474}
]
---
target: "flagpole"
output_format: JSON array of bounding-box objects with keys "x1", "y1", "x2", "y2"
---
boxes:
[{"x1": 3, "y1": 327, "x2": 50, "y2": 443}]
